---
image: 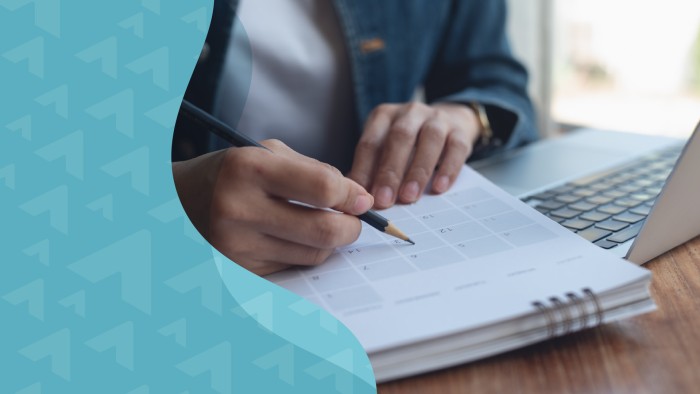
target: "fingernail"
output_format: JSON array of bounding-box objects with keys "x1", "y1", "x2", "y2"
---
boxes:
[
  {"x1": 434, "y1": 176, "x2": 450, "y2": 193},
  {"x1": 401, "y1": 181, "x2": 420, "y2": 202},
  {"x1": 376, "y1": 186, "x2": 394, "y2": 207},
  {"x1": 353, "y1": 194, "x2": 373, "y2": 213}
]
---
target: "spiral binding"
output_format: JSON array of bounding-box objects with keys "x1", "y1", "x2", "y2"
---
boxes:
[{"x1": 532, "y1": 288, "x2": 603, "y2": 338}]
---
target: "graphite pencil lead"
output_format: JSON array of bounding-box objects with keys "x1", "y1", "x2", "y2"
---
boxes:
[{"x1": 384, "y1": 222, "x2": 415, "y2": 245}]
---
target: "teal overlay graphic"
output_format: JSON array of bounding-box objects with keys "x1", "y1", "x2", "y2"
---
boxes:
[{"x1": 1, "y1": 1, "x2": 375, "y2": 392}]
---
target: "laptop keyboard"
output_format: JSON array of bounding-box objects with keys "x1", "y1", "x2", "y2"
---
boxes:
[{"x1": 521, "y1": 145, "x2": 683, "y2": 249}]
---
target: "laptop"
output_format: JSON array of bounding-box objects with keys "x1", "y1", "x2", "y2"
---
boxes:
[{"x1": 471, "y1": 121, "x2": 700, "y2": 265}]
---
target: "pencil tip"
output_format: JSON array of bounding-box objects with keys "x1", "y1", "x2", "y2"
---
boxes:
[{"x1": 384, "y1": 222, "x2": 414, "y2": 245}]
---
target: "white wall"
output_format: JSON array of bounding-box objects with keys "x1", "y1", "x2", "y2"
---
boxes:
[{"x1": 506, "y1": 0, "x2": 554, "y2": 136}]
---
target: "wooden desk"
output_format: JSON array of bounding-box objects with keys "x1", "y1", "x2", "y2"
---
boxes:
[{"x1": 378, "y1": 236, "x2": 700, "y2": 394}]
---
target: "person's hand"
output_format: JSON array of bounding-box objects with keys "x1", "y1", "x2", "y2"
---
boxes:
[
  {"x1": 172, "y1": 139, "x2": 374, "y2": 276},
  {"x1": 349, "y1": 102, "x2": 481, "y2": 209}
]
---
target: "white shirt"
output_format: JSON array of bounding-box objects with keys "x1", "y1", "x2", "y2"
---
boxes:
[{"x1": 214, "y1": 0, "x2": 357, "y2": 171}]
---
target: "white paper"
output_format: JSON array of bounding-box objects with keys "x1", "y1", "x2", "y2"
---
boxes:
[{"x1": 265, "y1": 165, "x2": 651, "y2": 353}]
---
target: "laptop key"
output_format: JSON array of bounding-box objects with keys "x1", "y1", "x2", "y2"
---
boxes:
[
  {"x1": 586, "y1": 195, "x2": 614, "y2": 205},
  {"x1": 613, "y1": 211, "x2": 646, "y2": 224},
  {"x1": 617, "y1": 183, "x2": 642, "y2": 193},
  {"x1": 602, "y1": 190, "x2": 627, "y2": 199},
  {"x1": 632, "y1": 179, "x2": 655, "y2": 188},
  {"x1": 569, "y1": 201, "x2": 597, "y2": 212},
  {"x1": 610, "y1": 174, "x2": 634, "y2": 184},
  {"x1": 580, "y1": 211, "x2": 611, "y2": 222},
  {"x1": 595, "y1": 219, "x2": 630, "y2": 232},
  {"x1": 594, "y1": 239, "x2": 619, "y2": 249},
  {"x1": 562, "y1": 218, "x2": 594, "y2": 231},
  {"x1": 550, "y1": 207, "x2": 581, "y2": 219},
  {"x1": 577, "y1": 228, "x2": 612, "y2": 243},
  {"x1": 614, "y1": 197, "x2": 643, "y2": 208},
  {"x1": 607, "y1": 222, "x2": 644, "y2": 243},
  {"x1": 630, "y1": 205, "x2": 652, "y2": 216},
  {"x1": 535, "y1": 206, "x2": 551, "y2": 214},
  {"x1": 535, "y1": 199, "x2": 566, "y2": 211},
  {"x1": 531, "y1": 191, "x2": 556, "y2": 200},
  {"x1": 589, "y1": 183, "x2": 613, "y2": 192},
  {"x1": 572, "y1": 188, "x2": 597, "y2": 197},
  {"x1": 546, "y1": 214, "x2": 566, "y2": 223},
  {"x1": 598, "y1": 204, "x2": 627, "y2": 215},
  {"x1": 644, "y1": 186, "x2": 663, "y2": 195},
  {"x1": 629, "y1": 193, "x2": 654, "y2": 201},
  {"x1": 555, "y1": 194, "x2": 582, "y2": 204},
  {"x1": 549, "y1": 184, "x2": 576, "y2": 194}
]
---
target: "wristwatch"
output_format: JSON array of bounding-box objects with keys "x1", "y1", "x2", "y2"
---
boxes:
[{"x1": 469, "y1": 102, "x2": 493, "y2": 147}]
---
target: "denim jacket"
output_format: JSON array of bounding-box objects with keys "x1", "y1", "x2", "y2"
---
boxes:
[{"x1": 173, "y1": 0, "x2": 538, "y2": 161}]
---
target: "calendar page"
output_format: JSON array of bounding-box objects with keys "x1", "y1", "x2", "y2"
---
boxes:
[{"x1": 264, "y1": 165, "x2": 650, "y2": 353}]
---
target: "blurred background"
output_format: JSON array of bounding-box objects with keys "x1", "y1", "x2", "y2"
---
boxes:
[{"x1": 506, "y1": 0, "x2": 700, "y2": 138}]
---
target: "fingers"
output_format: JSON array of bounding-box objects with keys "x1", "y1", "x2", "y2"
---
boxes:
[
  {"x1": 431, "y1": 130, "x2": 472, "y2": 194},
  {"x1": 372, "y1": 103, "x2": 432, "y2": 208},
  {"x1": 350, "y1": 102, "x2": 480, "y2": 208},
  {"x1": 216, "y1": 230, "x2": 336, "y2": 277},
  {"x1": 209, "y1": 195, "x2": 361, "y2": 275},
  {"x1": 253, "y1": 201, "x2": 363, "y2": 250},
  {"x1": 244, "y1": 140, "x2": 374, "y2": 215},
  {"x1": 245, "y1": 260, "x2": 290, "y2": 277},
  {"x1": 398, "y1": 114, "x2": 449, "y2": 203},
  {"x1": 238, "y1": 235, "x2": 337, "y2": 276},
  {"x1": 209, "y1": 143, "x2": 364, "y2": 275},
  {"x1": 349, "y1": 104, "x2": 396, "y2": 189}
]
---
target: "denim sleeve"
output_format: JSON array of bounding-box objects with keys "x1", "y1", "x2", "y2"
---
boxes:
[{"x1": 423, "y1": 0, "x2": 539, "y2": 159}]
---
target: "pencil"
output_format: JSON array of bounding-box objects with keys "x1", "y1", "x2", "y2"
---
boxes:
[{"x1": 179, "y1": 99, "x2": 415, "y2": 245}]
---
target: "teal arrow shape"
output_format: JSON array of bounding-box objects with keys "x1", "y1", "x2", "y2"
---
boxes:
[
  {"x1": 3, "y1": 278, "x2": 44, "y2": 321},
  {"x1": 145, "y1": 96, "x2": 182, "y2": 128},
  {"x1": 14, "y1": 382, "x2": 41, "y2": 394},
  {"x1": 176, "y1": 341, "x2": 231, "y2": 394},
  {"x1": 141, "y1": 0, "x2": 159, "y2": 14},
  {"x1": 305, "y1": 349, "x2": 355, "y2": 394},
  {"x1": 19, "y1": 186, "x2": 68, "y2": 234},
  {"x1": 35, "y1": 84, "x2": 68, "y2": 118},
  {"x1": 158, "y1": 318, "x2": 187, "y2": 347},
  {"x1": 181, "y1": 7, "x2": 209, "y2": 32},
  {"x1": 18, "y1": 329, "x2": 71, "y2": 381},
  {"x1": 0, "y1": 164, "x2": 16, "y2": 189},
  {"x1": 231, "y1": 291, "x2": 274, "y2": 331},
  {"x1": 118, "y1": 12, "x2": 144, "y2": 38},
  {"x1": 67, "y1": 230, "x2": 151, "y2": 314},
  {"x1": 75, "y1": 37, "x2": 118, "y2": 78},
  {"x1": 165, "y1": 259, "x2": 222, "y2": 315},
  {"x1": 84, "y1": 321, "x2": 134, "y2": 371},
  {"x1": 126, "y1": 46, "x2": 169, "y2": 90},
  {"x1": 253, "y1": 344, "x2": 295, "y2": 385},
  {"x1": 23, "y1": 239, "x2": 50, "y2": 266},
  {"x1": 58, "y1": 290, "x2": 85, "y2": 318},
  {"x1": 2, "y1": 36, "x2": 44, "y2": 78},
  {"x1": 34, "y1": 130, "x2": 83, "y2": 179},
  {"x1": 6, "y1": 115, "x2": 32, "y2": 140},
  {"x1": 101, "y1": 147, "x2": 149, "y2": 196},
  {"x1": 0, "y1": 0, "x2": 60, "y2": 37},
  {"x1": 85, "y1": 89, "x2": 134, "y2": 137},
  {"x1": 86, "y1": 194, "x2": 113, "y2": 221}
]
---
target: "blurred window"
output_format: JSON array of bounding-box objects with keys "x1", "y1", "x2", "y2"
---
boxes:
[{"x1": 551, "y1": 0, "x2": 700, "y2": 137}]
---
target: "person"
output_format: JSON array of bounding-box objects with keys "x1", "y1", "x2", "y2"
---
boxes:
[{"x1": 172, "y1": 0, "x2": 538, "y2": 275}]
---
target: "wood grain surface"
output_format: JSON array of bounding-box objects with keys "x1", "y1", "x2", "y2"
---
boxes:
[{"x1": 378, "y1": 235, "x2": 700, "y2": 394}]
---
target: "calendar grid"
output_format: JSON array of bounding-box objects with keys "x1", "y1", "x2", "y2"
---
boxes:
[{"x1": 266, "y1": 186, "x2": 558, "y2": 313}]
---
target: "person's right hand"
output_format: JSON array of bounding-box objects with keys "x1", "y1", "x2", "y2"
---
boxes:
[{"x1": 172, "y1": 139, "x2": 374, "y2": 276}]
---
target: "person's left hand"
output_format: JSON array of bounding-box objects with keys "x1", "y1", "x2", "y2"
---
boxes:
[{"x1": 348, "y1": 102, "x2": 482, "y2": 209}]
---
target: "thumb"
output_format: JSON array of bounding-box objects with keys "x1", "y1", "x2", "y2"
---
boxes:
[{"x1": 333, "y1": 178, "x2": 374, "y2": 216}]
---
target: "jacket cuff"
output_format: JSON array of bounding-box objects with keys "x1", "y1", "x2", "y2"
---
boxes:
[{"x1": 433, "y1": 91, "x2": 537, "y2": 160}]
